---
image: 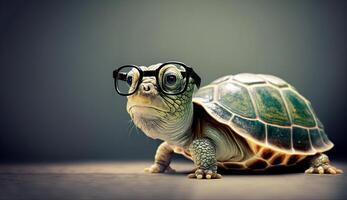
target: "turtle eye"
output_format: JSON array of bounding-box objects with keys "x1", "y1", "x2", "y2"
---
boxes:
[
  {"x1": 126, "y1": 75, "x2": 133, "y2": 86},
  {"x1": 165, "y1": 74, "x2": 177, "y2": 86},
  {"x1": 159, "y1": 63, "x2": 186, "y2": 94},
  {"x1": 163, "y1": 72, "x2": 181, "y2": 90}
]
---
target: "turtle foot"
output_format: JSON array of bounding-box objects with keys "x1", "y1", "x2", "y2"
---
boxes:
[
  {"x1": 144, "y1": 163, "x2": 176, "y2": 173},
  {"x1": 188, "y1": 169, "x2": 222, "y2": 179},
  {"x1": 305, "y1": 154, "x2": 343, "y2": 175}
]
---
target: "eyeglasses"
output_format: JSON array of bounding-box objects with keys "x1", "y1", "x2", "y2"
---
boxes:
[{"x1": 113, "y1": 61, "x2": 201, "y2": 96}]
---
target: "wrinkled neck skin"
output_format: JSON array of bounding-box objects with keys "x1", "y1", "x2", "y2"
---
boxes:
[
  {"x1": 128, "y1": 100, "x2": 194, "y2": 148},
  {"x1": 158, "y1": 103, "x2": 194, "y2": 147}
]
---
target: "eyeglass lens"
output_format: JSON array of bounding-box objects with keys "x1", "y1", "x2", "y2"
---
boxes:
[
  {"x1": 116, "y1": 66, "x2": 141, "y2": 95},
  {"x1": 115, "y1": 63, "x2": 189, "y2": 95}
]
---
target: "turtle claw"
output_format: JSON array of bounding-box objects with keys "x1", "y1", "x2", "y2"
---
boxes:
[
  {"x1": 305, "y1": 165, "x2": 343, "y2": 175},
  {"x1": 188, "y1": 169, "x2": 222, "y2": 179},
  {"x1": 144, "y1": 164, "x2": 176, "y2": 173},
  {"x1": 187, "y1": 173, "x2": 197, "y2": 179}
]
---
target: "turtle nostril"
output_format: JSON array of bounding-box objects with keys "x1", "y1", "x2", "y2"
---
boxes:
[{"x1": 141, "y1": 83, "x2": 152, "y2": 92}]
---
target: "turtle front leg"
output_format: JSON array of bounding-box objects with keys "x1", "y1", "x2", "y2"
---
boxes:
[
  {"x1": 144, "y1": 142, "x2": 176, "y2": 173},
  {"x1": 305, "y1": 153, "x2": 343, "y2": 175},
  {"x1": 188, "y1": 138, "x2": 222, "y2": 179}
]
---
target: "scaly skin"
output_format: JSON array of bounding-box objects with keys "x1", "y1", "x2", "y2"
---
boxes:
[{"x1": 187, "y1": 138, "x2": 222, "y2": 179}]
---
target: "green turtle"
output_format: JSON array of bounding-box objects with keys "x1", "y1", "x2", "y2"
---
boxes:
[{"x1": 113, "y1": 62, "x2": 343, "y2": 179}]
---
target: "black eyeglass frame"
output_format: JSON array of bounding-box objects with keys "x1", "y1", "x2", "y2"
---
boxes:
[{"x1": 113, "y1": 61, "x2": 201, "y2": 96}]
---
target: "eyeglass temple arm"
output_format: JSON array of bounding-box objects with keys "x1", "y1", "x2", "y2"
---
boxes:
[{"x1": 191, "y1": 71, "x2": 201, "y2": 88}]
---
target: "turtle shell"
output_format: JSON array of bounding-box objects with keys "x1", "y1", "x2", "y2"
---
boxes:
[{"x1": 193, "y1": 73, "x2": 333, "y2": 155}]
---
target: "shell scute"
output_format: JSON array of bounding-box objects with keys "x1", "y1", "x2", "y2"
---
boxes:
[
  {"x1": 252, "y1": 86, "x2": 291, "y2": 126},
  {"x1": 231, "y1": 116, "x2": 265, "y2": 142},
  {"x1": 283, "y1": 89, "x2": 316, "y2": 127},
  {"x1": 309, "y1": 129, "x2": 325, "y2": 149},
  {"x1": 205, "y1": 102, "x2": 232, "y2": 122},
  {"x1": 217, "y1": 82, "x2": 256, "y2": 118},
  {"x1": 267, "y1": 125, "x2": 291, "y2": 150},
  {"x1": 194, "y1": 87, "x2": 214, "y2": 103},
  {"x1": 233, "y1": 73, "x2": 266, "y2": 85},
  {"x1": 292, "y1": 127, "x2": 312, "y2": 152}
]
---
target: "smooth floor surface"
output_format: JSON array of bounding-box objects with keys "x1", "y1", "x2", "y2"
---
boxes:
[{"x1": 0, "y1": 161, "x2": 345, "y2": 200}]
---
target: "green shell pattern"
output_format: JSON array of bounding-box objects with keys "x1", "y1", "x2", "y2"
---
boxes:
[{"x1": 193, "y1": 73, "x2": 333, "y2": 155}]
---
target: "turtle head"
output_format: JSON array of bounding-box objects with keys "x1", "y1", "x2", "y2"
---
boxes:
[{"x1": 126, "y1": 63, "x2": 197, "y2": 145}]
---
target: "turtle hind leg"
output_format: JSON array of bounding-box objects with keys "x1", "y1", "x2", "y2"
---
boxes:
[{"x1": 305, "y1": 153, "x2": 343, "y2": 175}]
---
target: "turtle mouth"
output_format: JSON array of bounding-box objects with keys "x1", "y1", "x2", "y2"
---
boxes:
[
  {"x1": 127, "y1": 105, "x2": 168, "y2": 113},
  {"x1": 127, "y1": 106, "x2": 167, "y2": 139}
]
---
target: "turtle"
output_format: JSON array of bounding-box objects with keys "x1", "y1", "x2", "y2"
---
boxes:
[{"x1": 114, "y1": 62, "x2": 343, "y2": 179}]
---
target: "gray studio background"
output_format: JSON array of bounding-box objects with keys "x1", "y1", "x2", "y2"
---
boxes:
[{"x1": 0, "y1": 0, "x2": 346, "y2": 161}]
